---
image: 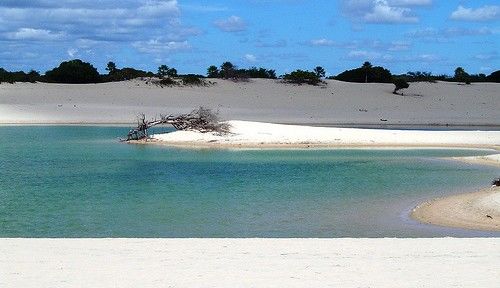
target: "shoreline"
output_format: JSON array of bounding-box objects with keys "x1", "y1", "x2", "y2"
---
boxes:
[
  {"x1": 411, "y1": 186, "x2": 500, "y2": 232},
  {"x1": 449, "y1": 154, "x2": 500, "y2": 167},
  {"x1": 131, "y1": 138, "x2": 500, "y2": 150},
  {"x1": 144, "y1": 120, "x2": 500, "y2": 150}
]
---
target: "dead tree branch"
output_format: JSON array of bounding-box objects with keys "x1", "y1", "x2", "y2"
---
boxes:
[{"x1": 124, "y1": 107, "x2": 230, "y2": 141}]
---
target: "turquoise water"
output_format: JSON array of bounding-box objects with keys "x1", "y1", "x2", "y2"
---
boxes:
[{"x1": 0, "y1": 126, "x2": 498, "y2": 237}]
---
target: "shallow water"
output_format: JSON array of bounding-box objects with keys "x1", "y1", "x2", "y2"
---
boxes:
[{"x1": 0, "y1": 126, "x2": 498, "y2": 237}]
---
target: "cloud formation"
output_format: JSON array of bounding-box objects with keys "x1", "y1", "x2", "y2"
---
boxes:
[
  {"x1": 341, "y1": 0, "x2": 430, "y2": 24},
  {"x1": 0, "y1": 0, "x2": 196, "y2": 61},
  {"x1": 244, "y1": 54, "x2": 257, "y2": 62},
  {"x1": 308, "y1": 39, "x2": 336, "y2": 47},
  {"x1": 450, "y1": 5, "x2": 500, "y2": 22},
  {"x1": 214, "y1": 16, "x2": 247, "y2": 32}
]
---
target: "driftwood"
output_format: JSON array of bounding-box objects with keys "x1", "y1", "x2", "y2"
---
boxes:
[{"x1": 124, "y1": 107, "x2": 230, "y2": 141}]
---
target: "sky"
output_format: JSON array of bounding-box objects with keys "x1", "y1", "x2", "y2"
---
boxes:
[{"x1": 0, "y1": 0, "x2": 498, "y2": 76}]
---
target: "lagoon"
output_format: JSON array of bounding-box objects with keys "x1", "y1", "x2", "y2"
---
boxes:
[{"x1": 0, "y1": 126, "x2": 498, "y2": 237}]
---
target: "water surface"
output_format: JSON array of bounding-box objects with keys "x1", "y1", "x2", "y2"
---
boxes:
[{"x1": 0, "y1": 126, "x2": 498, "y2": 237}]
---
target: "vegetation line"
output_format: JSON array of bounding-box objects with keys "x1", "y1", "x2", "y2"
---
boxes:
[{"x1": 1, "y1": 59, "x2": 498, "y2": 86}]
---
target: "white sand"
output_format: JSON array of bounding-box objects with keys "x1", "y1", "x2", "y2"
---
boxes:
[
  {"x1": 412, "y1": 187, "x2": 500, "y2": 231},
  {"x1": 1, "y1": 79, "x2": 499, "y2": 126},
  {"x1": 150, "y1": 120, "x2": 500, "y2": 147},
  {"x1": 1, "y1": 238, "x2": 499, "y2": 288}
]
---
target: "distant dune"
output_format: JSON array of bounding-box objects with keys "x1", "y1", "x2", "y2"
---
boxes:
[{"x1": 0, "y1": 79, "x2": 498, "y2": 127}]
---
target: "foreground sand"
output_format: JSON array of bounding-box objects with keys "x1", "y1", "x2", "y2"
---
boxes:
[
  {"x1": 1, "y1": 79, "x2": 499, "y2": 126},
  {"x1": 1, "y1": 238, "x2": 499, "y2": 288}
]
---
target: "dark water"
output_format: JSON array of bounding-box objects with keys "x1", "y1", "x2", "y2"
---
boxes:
[{"x1": 0, "y1": 126, "x2": 498, "y2": 237}]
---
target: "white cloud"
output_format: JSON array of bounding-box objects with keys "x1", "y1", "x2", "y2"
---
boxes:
[
  {"x1": 67, "y1": 48, "x2": 78, "y2": 57},
  {"x1": 0, "y1": 1, "x2": 188, "y2": 43},
  {"x1": 132, "y1": 39, "x2": 191, "y2": 54},
  {"x1": 450, "y1": 5, "x2": 500, "y2": 22},
  {"x1": 244, "y1": 54, "x2": 257, "y2": 62},
  {"x1": 347, "y1": 50, "x2": 393, "y2": 61},
  {"x1": 417, "y1": 54, "x2": 440, "y2": 62},
  {"x1": 406, "y1": 27, "x2": 495, "y2": 41},
  {"x1": 388, "y1": 40, "x2": 411, "y2": 51},
  {"x1": 364, "y1": 0, "x2": 418, "y2": 23},
  {"x1": 255, "y1": 39, "x2": 287, "y2": 48},
  {"x1": 214, "y1": 16, "x2": 247, "y2": 32},
  {"x1": 341, "y1": 0, "x2": 424, "y2": 24},
  {"x1": 309, "y1": 38, "x2": 336, "y2": 46},
  {"x1": 389, "y1": 0, "x2": 431, "y2": 6},
  {"x1": 474, "y1": 52, "x2": 498, "y2": 61},
  {"x1": 6, "y1": 27, "x2": 64, "y2": 40}
]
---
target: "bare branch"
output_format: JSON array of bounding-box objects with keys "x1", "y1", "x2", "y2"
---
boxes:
[{"x1": 124, "y1": 107, "x2": 230, "y2": 141}]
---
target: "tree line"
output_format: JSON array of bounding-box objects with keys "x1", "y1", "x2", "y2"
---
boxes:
[{"x1": 1, "y1": 59, "x2": 499, "y2": 85}]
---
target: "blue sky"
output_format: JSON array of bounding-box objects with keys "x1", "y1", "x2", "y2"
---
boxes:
[{"x1": 0, "y1": 0, "x2": 498, "y2": 76}]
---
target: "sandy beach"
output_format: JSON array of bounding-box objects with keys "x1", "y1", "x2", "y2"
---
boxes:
[
  {"x1": 1, "y1": 238, "x2": 499, "y2": 288},
  {"x1": 412, "y1": 186, "x2": 500, "y2": 231}
]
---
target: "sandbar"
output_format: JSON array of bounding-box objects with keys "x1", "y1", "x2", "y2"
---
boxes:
[{"x1": 412, "y1": 186, "x2": 500, "y2": 231}]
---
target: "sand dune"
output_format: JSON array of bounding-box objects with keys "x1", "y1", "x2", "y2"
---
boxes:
[{"x1": 1, "y1": 79, "x2": 499, "y2": 126}]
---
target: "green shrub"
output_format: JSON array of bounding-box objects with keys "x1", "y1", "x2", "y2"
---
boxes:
[
  {"x1": 181, "y1": 75, "x2": 207, "y2": 86},
  {"x1": 283, "y1": 70, "x2": 321, "y2": 85},
  {"x1": 393, "y1": 78, "x2": 409, "y2": 94},
  {"x1": 158, "y1": 78, "x2": 177, "y2": 87}
]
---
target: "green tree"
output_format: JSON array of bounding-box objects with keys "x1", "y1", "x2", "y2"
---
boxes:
[
  {"x1": 486, "y1": 70, "x2": 500, "y2": 82},
  {"x1": 27, "y1": 70, "x2": 40, "y2": 83},
  {"x1": 220, "y1": 62, "x2": 236, "y2": 79},
  {"x1": 335, "y1": 63, "x2": 392, "y2": 83},
  {"x1": 454, "y1": 67, "x2": 469, "y2": 83},
  {"x1": 106, "y1": 61, "x2": 117, "y2": 74},
  {"x1": 45, "y1": 59, "x2": 101, "y2": 84},
  {"x1": 207, "y1": 65, "x2": 219, "y2": 78},
  {"x1": 157, "y1": 65, "x2": 177, "y2": 78},
  {"x1": 313, "y1": 66, "x2": 326, "y2": 78},
  {"x1": 362, "y1": 61, "x2": 372, "y2": 83}
]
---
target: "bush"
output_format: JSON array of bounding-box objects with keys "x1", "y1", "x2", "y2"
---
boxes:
[
  {"x1": 393, "y1": 78, "x2": 409, "y2": 94},
  {"x1": 181, "y1": 75, "x2": 208, "y2": 86},
  {"x1": 157, "y1": 78, "x2": 177, "y2": 87},
  {"x1": 103, "y1": 67, "x2": 154, "y2": 82},
  {"x1": 283, "y1": 70, "x2": 321, "y2": 85}
]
